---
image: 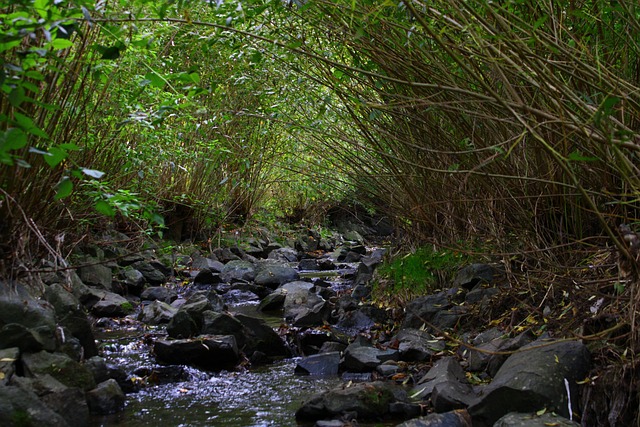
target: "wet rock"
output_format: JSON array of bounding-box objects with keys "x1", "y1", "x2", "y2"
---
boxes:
[
  {"x1": 191, "y1": 254, "x2": 224, "y2": 272},
  {"x1": 132, "y1": 365, "x2": 190, "y2": 384},
  {"x1": 342, "y1": 338, "x2": 399, "y2": 372},
  {"x1": 166, "y1": 310, "x2": 199, "y2": 339},
  {"x1": 0, "y1": 295, "x2": 57, "y2": 352},
  {"x1": 343, "y1": 251, "x2": 363, "y2": 262},
  {"x1": 154, "y1": 335, "x2": 240, "y2": 369},
  {"x1": 453, "y1": 264, "x2": 504, "y2": 290},
  {"x1": 411, "y1": 357, "x2": 469, "y2": 401},
  {"x1": 295, "y1": 352, "x2": 341, "y2": 376},
  {"x1": 85, "y1": 356, "x2": 109, "y2": 384},
  {"x1": 234, "y1": 313, "x2": 290, "y2": 358},
  {"x1": 298, "y1": 258, "x2": 321, "y2": 270},
  {"x1": 131, "y1": 261, "x2": 167, "y2": 285},
  {"x1": 22, "y1": 350, "x2": 96, "y2": 391},
  {"x1": 201, "y1": 311, "x2": 243, "y2": 337},
  {"x1": 267, "y1": 247, "x2": 299, "y2": 263},
  {"x1": 0, "y1": 347, "x2": 19, "y2": 385},
  {"x1": 396, "y1": 409, "x2": 472, "y2": 427},
  {"x1": 0, "y1": 385, "x2": 70, "y2": 427},
  {"x1": 121, "y1": 268, "x2": 145, "y2": 295},
  {"x1": 350, "y1": 284, "x2": 371, "y2": 300},
  {"x1": 254, "y1": 264, "x2": 299, "y2": 289},
  {"x1": 319, "y1": 341, "x2": 347, "y2": 354},
  {"x1": 431, "y1": 377, "x2": 475, "y2": 413},
  {"x1": 78, "y1": 262, "x2": 113, "y2": 290},
  {"x1": 86, "y1": 379, "x2": 125, "y2": 415},
  {"x1": 193, "y1": 269, "x2": 222, "y2": 287},
  {"x1": 44, "y1": 284, "x2": 98, "y2": 357},
  {"x1": 394, "y1": 329, "x2": 446, "y2": 362},
  {"x1": 89, "y1": 290, "x2": 133, "y2": 317},
  {"x1": 258, "y1": 291, "x2": 286, "y2": 312},
  {"x1": 494, "y1": 412, "x2": 580, "y2": 426},
  {"x1": 282, "y1": 281, "x2": 330, "y2": 327},
  {"x1": 213, "y1": 247, "x2": 241, "y2": 263},
  {"x1": 221, "y1": 260, "x2": 256, "y2": 283},
  {"x1": 295, "y1": 381, "x2": 397, "y2": 421},
  {"x1": 228, "y1": 282, "x2": 271, "y2": 299},
  {"x1": 376, "y1": 362, "x2": 400, "y2": 377},
  {"x1": 140, "y1": 286, "x2": 178, "y2": 303},
  {"x1": 334, "y1": 309, "x2": 375, "y2": 335},
  {"x1": 468, "y1": 340, "x2": 590, "y2": 426},
  {"x1": 138, "y1": 300, "x2": 178, "y2": 324}
]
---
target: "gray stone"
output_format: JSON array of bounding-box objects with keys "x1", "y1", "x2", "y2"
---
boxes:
[
  {"x1": 22, "y1": 351, "x2": 96, "y2": 391},
  {"x1": 468, "y1": 340, "x2": 590, "y2": 426},
  {"x1": 258, "y1": 291, "x2": 286, "y2": 312},
  {"x1": 86, "y1": 379, "x2": 125, "y2": 415},
  {"x1": 0, "y1": 295, "x2": 57, "y2": 352},
  {"x1": 140, "y1": 286, "x2": 177, "y2": 303},
  {"x1": 0, "y1": 385, "x2": 70, "y2": 427},
  {"x1": 254, "y1": 264, "x2": 299, "y2": 289},
  {"x1": 138, "y1": 300, "x2": 177, "y2": 324},
  {"x1": 90, "y1": 290, "x2": 133, "y2": 317},
  {"x1": 295, "y1": 381, "x2": 397, "y2": 421},
  {"x1": 453, "y1": 264, "x2": 504, "y2": 290},
  {"x1": 342, "y1": 338, "x2": 399, "y2": 372},
  {"x1": 193, "y1": 269, "x2": 222, "y2": 286},
  {"x1": 295, "y1": 352, "x2": 340, "y2": 376},
  {"x1": 131, "y1": 261, "x2": 166, "y2": 285},
  {"x1": 234, "y1": 313, "x2": 290, "y2": 358},
  {"x1": 121, "y1": 268, "x2": 145, "y2": 295},
  {"x1": 221, "y1": 260, "x2": 256, "y2": 283},
  {"x1": 465, "y1": 287, "x2": 499, "y2": 304},
  {"x1": 283, "y1": 281, "x2": 329, "y2": 327},
  {"x1": 267, "y1": 247, "x2": 299, "y2": 263},
  {"x1": 396, "y1": 410, "x2": 472, "y2": 427},
  {"x1": 412, "y1": 357, "x2": 469, "y2": 400},
  {"x1": 403, "y1": 290, "x2": 456, "y2": 330},
  {"x1": 154, "y1": 335, "x2": 240, "y2": 369},
  {"x1": 166, "y1": 310, "x2": 199, "y2": 339},
  {"x1": 466, "y1": 330, "x2": 535, "y2": 377},
  {"x1": 394, "y1": 329, "x2": 446, "y2": 362},
  {"x1": 78, "y1": 262, "x2": 113, "y2": 290},
  {"x1": 494, "y1": 412, "x2": 580, "y2": 426}
]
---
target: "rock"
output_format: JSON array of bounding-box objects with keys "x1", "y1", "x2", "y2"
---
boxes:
[
  {"x1": 191, "y1": 254, "x2": 224, "y2": 272},
  {"x1": 296, "y1": 381, "x2": 397, "y2": 421},
  {"x1": 140, "y1": 286, "x2": 178, "y2": 303},
  {"x1": 411, "y1": 357, "x2": 469, "y2": 401},
  {"x1": 221, "y1": 260, "x2": 256, "y2": 283},
  {"x1": 452, "y1": 264, "x2": 504, "y2": 290},
  {"x1": 258, "y1": 291, "x2": 286, "y2": 312},
  {"x1": 0, "y1": 347, "x2": 19, "y2": 385},
  {"x1": 396, "y1": 409, "x2": 472, "y2": 427},
  {"x1": 465, "y1": 287, "x2": 499, "y2": 304},
  {"x1": 193, "y1": 269, "x2": 222, "y2": 287},
  {"x1": 295, "y1": 352, "x2": 341, "y2": 376},
  {"x1": 213, "y1": 247, "x2": 241, "y2": 263},
  {"x1": 432, "y1": 377, "x2": 475, "y2": 413},
  {"x1": 131, "y1": 261, "x2": 167, "y2": 285},
  {"x1": 234, "y1": 313, "x2": 290, "y2": 358},
  {"x1": 394, "y1": 329, "x2": 446, "y2": 362},
  {"x1": 44, "y1": 284, "x2": 98, "y2": 358},
  {"x1": 121, "y1": 268, "x2": 145, "y2": 295},
  {"x1": 402, "y1": 290, "x2": 454, "y2": 330},
  {"x1": 466, "y1": 330, "x2": 535, "y2": 377},
  {"x1": 254, "y1": 264, "x2": 299, "y2": 289},
  {"x1": 84, "y1": 356, "x2": 110, "y2": 384},
  {"x1": 350, "y1": 284, "x2": 371, "y2": 300},
  {"x1": 267, "y1": 247, "x2": 299, "y2": 263},
  {"x1": 468, "y1": 340, "x2": 590, "y2": 426},
  {"x1": 342, "y1": 338, "x2": 399, "y2": 372},
  {"x1": 22, "y1": 350, "x2": 96, "y2": 391},
  {"x1": 166, "y1": 310, "x2": 199, "y2": 339},
  {"x1": 138, "y1": 300, "x2": 177, "y2": 324},
  {"x1": 201, "y1": 311, "x2": 244, "y2": 337},
  {"x1": 86, "y1": 379, "x2": 125, "y2": 415},
  {"x1": 343, "y1": 251, "x2": 363, "y2": 262},
  {"x1": 90, "y1": 290, "x2": 133, "y2": 317},
  {"x1": 0, "y1": 385, "x2": 70, "y2": 427},
  {"x1": 78, "y1": 262, "x2": 113, "y2": 290},
  {"x1": 0, "y1": 295, "x2": 57, "y2": 352},
  {"x1": 283, "y1": 281, "x2": 330, "y2": 327},
  {"x1": 494, "y1": 412, "x2": 580, "y2": 426},
  {"x1": 334, "y1": 309, "x2": 375, "y2": 335},
  {"x1": 154, "y1": 335, "x2": 240, "y2": 369}
]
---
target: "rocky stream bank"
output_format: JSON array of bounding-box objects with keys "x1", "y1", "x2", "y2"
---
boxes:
[{"x1": 0, "y1": 227, "x2": 591, "y2": 426}]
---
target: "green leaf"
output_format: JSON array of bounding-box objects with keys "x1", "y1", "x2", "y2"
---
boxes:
[
  {"x1": 1, "y1": 128, "x2": 28, "y2": 151},
  {"x1": 51, "y1": 38, "x2": 74, "y2": 50},
  {"x1": 13, "y1": 113, "x2": 49, "y2": 138},
  {"x1": 34, "y1": 0, "x2": 49, "y2": 19},
  {"x1": 54, "y1": 177, "x2": 73, "y2": 200},
  {"x1": 145, "y1": 72, "x2": 166, "y2": 88},
  {"x1": 81, "y1": 168, "x2": 105, "y2": 179},
  {"x1": 8, "y1": 87, "x2": 26, "y2": 107},
  {"x1": 567, "y1": 150, "x2": 598, "y2": 162},
  {"x1": 95, "y1": 200, "x2": 116, "y2": 217},
  {"x1": 43, "y1": 146, "x2": 67, "y2": 167}
]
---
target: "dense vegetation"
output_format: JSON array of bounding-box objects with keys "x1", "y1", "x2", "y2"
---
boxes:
[{"x1": 2, "y1": 0, "x2": 640, "y2": 423}]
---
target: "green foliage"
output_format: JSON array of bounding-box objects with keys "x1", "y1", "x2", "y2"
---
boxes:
[{"x1": 376, "y1": 246, "x2": 470, "y2": 295}]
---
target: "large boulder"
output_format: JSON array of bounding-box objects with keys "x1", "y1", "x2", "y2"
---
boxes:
[
  {"x1": 77, "y1": 262, "x2": 113, "y2": 290},
  {"x1": 468, "y1": 340, "x2": 590, "y2": 426},
  {"x1": 453, "y1": 263, "x2": 504, "y2": 290},
  {"x1": 89, "y1": 290, "x2": 133, "y2": 318},
  {"x1": 296, "y1": 381, "x2": 398, "y2": 421},
  {"x1": 0, "y1": 295, "x2": 57, "y2": 352},
  {"x1": 234, "y1": 313, "x2": 290, "y2": 358},
  {"x1": 131, "y1": 260, "x2": 167, "y2": 285},
  {"x1": 140, "y1": 286, "x2": 178, "y2": 303},
  {"x1": 138, "y1": 300, "x2": 178, "y2": 324},
  {"x1": 411, "y1": 357, "x2": 469, "y2": 402},
  {"x1": 295, "y1": 352, "x2": 340, "y2": 376},
  {"x1": 403, "y1": 290, "x2": 465, "y2": 331},
  {"x1": 394, "y1": 329, "x2": 446, "y2": 362},
  {"x1": 86, "y1": 379, "x2": 125, "y2": 415},
  {"x1": 342, "y1": 338, "x2": 399, "y2": 372},
  {"x1": 267, "y1": 247, "x2": 299, "y2": 263},
  {"x1": 154, "y1": 335, "x2": 240, "y2": 370}
]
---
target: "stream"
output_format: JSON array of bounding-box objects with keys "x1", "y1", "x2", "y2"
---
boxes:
[{"x1": 89, "y1": 263, "x2": 377, "y2": 427}]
